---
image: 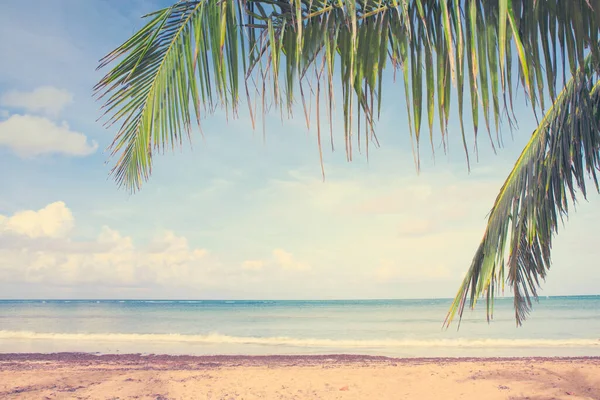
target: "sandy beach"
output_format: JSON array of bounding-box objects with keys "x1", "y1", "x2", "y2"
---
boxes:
[{"x1": 0, "y1": 354, "x2": 598, "y2": 400}]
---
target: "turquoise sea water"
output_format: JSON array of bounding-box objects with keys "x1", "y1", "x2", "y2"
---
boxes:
[{"x1": 0, "y1": 297, "x2": 598, "y2": 357}]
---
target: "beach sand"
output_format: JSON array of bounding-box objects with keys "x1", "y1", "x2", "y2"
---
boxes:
[{"x1": 0, "y1": 354, "x2": 599, "y2": 399}]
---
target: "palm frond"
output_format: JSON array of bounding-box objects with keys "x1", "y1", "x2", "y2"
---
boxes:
[
  {"x1": 94, "y1": 1, "x2": 240, "y2": 190},
  {"x1": 444, "y1": 52, "x2": 600, "y2": 328},
  {"x1": 96, "y1": 0, "x2": 600, "y2": 192}
]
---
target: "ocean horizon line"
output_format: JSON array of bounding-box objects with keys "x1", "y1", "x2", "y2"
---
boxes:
[{"x1": 1, "y1": 295, "x2": 599, "y2": 302}]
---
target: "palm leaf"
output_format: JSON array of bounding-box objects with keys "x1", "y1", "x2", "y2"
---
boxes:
[
  {"x1": 444, "y1": 52, "x2": 600, "y2": 327},
  {"x1": 95, "y1": 1, "x2": 240, "y2": 190},
  {"x1": 96, "y1": 0, "x2": 600, "y2": 192}
]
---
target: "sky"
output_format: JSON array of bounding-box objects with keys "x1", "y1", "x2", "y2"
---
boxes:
[{"x1": 0, "y1": 0, "x2": 599, "y2": 301}]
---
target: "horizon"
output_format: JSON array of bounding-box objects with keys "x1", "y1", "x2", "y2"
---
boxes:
[{"x1": 2, "y1": 294, "x2": 599, "y2": 301}]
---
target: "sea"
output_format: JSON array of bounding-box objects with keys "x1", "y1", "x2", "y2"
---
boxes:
[{"x1": 0, "y1": 296, "x2": 598, "y2": 358}]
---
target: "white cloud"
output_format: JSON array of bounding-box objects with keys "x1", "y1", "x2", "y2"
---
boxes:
[
  {"x1": 0, "y1": 204, "x2": 211, "y2": 287},
  {"x1": 0, "y1": 114, "x2": 98, "y2": 157},
  {"x1": 240, "y1": 250, "x2": 311, "y2": 273},
  {"x1": 0, "y1": 201, "x2": 74, "y2": 238},
  {"x1": 272, "y1": 249, "x2": 311, "y2": 271},
  {"x1": 0, "y1": 86, "x2": 73, "y2": 117},
  {"x1": 0, "y1": 202, "x2": 321, "y2": 297}
]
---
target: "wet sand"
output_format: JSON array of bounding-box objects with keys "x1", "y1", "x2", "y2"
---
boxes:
[{"x1": 1, "y1": 353, "x2": 599, "y2": 399}]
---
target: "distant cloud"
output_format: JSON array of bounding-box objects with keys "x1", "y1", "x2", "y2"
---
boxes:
[
  {"x1": 272, "y1": 249, "x2": 311, "y2": 271},
  {"x1": 240, "y1": 251, "x2": 310, "y2": 273},
  {"x1": 0, "y1": 201, "x2": 74, "y2": 238},
  {"x1": 240, "y1": 251, "x2": 310, "y2": 274},
  {"x1": 0, "y1": 86, "x2": 73, "y2": 117},
  {"x1": 0, "y1": 114, "x2": 97, "y2": 157},
  {"x1": 0, "y1": 202, "x2": 211, "y2": 287}
]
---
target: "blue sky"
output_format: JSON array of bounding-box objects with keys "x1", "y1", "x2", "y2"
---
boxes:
[{"x1": 0, "y1": 0, "x2": 599, "y2": 300}]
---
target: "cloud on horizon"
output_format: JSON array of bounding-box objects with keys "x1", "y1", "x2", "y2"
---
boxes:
[
  {"x1": 0, "y1": 202, "x2": 211, "y2": 287},
  {"x1": 0, "y1": 202, "x2": 315, "y2": 295}
]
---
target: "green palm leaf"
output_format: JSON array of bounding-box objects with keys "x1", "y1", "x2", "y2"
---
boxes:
[
  {"x1": 96, "y1": 0, "x2": 600, "y2": 192},
  {"x1": 95, "y1": 1, "x2": 240, "y2": 190},
  {"x1": 445, "y1": 52, "x2": 600, "y2": 327}
]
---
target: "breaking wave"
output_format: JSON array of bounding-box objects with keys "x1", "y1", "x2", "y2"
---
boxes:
[{"x1": 0, "y1": 331, "x2": 597, "y2": 349}]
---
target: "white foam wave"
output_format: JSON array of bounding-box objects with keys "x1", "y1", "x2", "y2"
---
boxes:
[{"x1": 0, "y1": 331, "x2": 597, "y2": 349}]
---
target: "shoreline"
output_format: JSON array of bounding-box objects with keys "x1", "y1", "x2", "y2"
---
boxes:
[{"x1": 2, "y1": 352, "x2": 600, "y2": 364}]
